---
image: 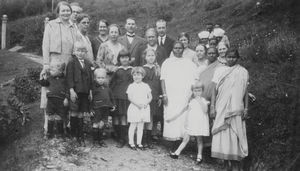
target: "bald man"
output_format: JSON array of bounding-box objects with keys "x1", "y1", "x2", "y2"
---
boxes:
[{"x1": 135, "y1": 28, "x2": 168, "y2": 66}]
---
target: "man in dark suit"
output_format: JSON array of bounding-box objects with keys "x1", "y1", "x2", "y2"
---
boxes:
[
  {"x1": 135, "y1": 28, "x2": 168, "y2": 66},
  {"x1": 156, "y1": 19, "x2": 175, "y2": 57},
  {"x1": 118, "y1": 17, "x2": 146, "y2": 64}
]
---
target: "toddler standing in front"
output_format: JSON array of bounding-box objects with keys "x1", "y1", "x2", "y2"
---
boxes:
[
  {"x1": 126, "y1": 67, "x2": 152, "y2": 150},
  {"x1": 167, "y1": 81, "x2": 210, "y2": 164}
]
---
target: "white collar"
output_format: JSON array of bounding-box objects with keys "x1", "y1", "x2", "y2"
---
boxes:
[
  {"x1": 143, "y1": 64, "x2": 156, "y2": 69},
  {"x1": 117, "y1": 66, "x2": 133, "y2": 70},
  {"x1": 126, "y1": 32, "x2": 135, "y2": 37},
  {"x1": 147, "y1": 44, "x2": 158, "y2": 50}
]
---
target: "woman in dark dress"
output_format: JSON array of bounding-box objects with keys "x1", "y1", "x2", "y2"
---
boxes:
[
  {"x1": 91, "y1": 19, "x2": 109, "y2": 58},
  {"x1": 110, "y1": 49, "x2": 133, "y2": 148}
]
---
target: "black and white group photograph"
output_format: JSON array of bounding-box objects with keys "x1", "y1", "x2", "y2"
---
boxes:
[{"x1": 0, "y1": 0, "x2": 299, "y2": 170}]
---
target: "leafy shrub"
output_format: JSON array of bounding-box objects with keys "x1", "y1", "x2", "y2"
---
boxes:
[
  {"x1": 0, "y1": 0, "x2": 50, "y2": 21},
  {"x1": 7, "y1": 15, "x2": 46, "y2": 53},
  {"x1": 0, "y1": 67, "x2": 40, "y2": 144},
  {"x1": 205, "y1": 0, "x2": 223, "y2": 11},
  {"x1": 12, "y1": 67, "x2": 41, "y2": 103},
  {"x1": 240, "y1": 28, "x2": 299, "y2": 170}
]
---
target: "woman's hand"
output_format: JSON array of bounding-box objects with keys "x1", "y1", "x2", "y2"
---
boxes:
[
  {"x1": 137, "y1": 104, "x2": 144, "y2": 110},
  {"x1": 70, "y1": 89, "x2": 78, "y2": 103},
  {"x1": 158, "y1": 99, "x2": 162, "y2": 107},
  {"x1": 88, "y1": 91, "x2": 93, "y2": 102},
  {"x1": 162, "y1": 96, "x2": 168, "y2": 106},
  {"x1": 40, "y1": 65, "x2": 49, "y2": 80},
  {"x1": 210, "y1": 106, "x2": 216, "y2": 118},
  {"x1": 242, "y1": 109, "x2": 249, "y2": 120},
  {"x1": 63, "y1": 98, "x2": 68, "y2": 107}
]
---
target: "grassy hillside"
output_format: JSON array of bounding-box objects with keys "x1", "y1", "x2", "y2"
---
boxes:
[{"x1": 3, "y1": 0, "x2": 299, "y2": 170}]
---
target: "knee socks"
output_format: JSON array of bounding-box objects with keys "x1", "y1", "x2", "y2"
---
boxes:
[
  {"x1": 47, "y1": 120, "x2": 54, "y2": 138},
  {"x1": 70, "y1": 116, "x2": 78, "y2": 138},
  {"x1": 56, "y1": 120, "x2": 64, "y2": 136}
]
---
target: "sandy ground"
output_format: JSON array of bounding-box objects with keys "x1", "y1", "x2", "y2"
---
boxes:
[{"x1": 0, "y1": 51, "x2": 222, "y2": 171}]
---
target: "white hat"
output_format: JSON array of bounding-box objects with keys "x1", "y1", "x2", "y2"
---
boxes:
[
  {"x1": 198, "y1": 31, "x2": 210, "y2": 39},
  {"x1": 212, "y1": 28, "x2": 225, "y2": 37}
]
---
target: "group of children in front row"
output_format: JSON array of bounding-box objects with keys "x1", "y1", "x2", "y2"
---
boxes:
[{"x1": 41, "y1": 41, "x2": 210, "y2": 163}]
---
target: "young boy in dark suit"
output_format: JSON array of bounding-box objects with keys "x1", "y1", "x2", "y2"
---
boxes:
[
  {"x1": 91, "y1": 68, "x2": 115, "y2": 147},
  {"x1": 66, "y1": 41, "x2": 93, "y2": 145}
]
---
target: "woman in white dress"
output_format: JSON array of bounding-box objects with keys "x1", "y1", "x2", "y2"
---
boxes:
[
  {"x1": 210, "y1": 48, "x2": 249, "y2": 170},
  {"x1": 161, "y1": 41, "x2": 197, "y2": 144}
]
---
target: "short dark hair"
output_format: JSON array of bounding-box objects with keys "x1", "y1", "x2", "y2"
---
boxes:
[
  {"x1": 76, "y1": 13, "x2": 90, "y2": 23},
  {"x1": 55, "y1": 1, "x2": 72, "y2": 15},
  {"x1": 178, "y1": 32, "x2": 190, "y2": 42},
  {"x1": 226, "y1": 48, "x2": 240, "y2": 59},
  {"x1": 108, "y1": 24, "x2": 121, "y2": 34},
  {"x1": 99, "y1": 19, "x2": 109, "y2": 27},
  {"x1": 173, "y1": 41, "x2": 184, "y2": 49},
  {"x1": 207, "y1": 46, "x2": 219, "y2": 56},
  {"x1": 117, "y1": 48, "x2": 131, "y2": 63},
  {"x1": 126, "y1": 17, "x2": 136, "y2": 23}
]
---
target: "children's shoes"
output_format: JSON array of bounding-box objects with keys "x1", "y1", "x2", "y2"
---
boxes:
[{"x1": 170, "y1": 152, "x2": 179, "y2": 159}]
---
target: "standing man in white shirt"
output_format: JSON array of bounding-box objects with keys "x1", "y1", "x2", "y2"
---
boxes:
[{"x1": 156, "y1": 19, "x2": 175, "y2": 57}]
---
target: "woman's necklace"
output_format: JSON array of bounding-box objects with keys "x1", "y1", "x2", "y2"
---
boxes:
[{"x1": 218, "y1": 57, "x2": 227, "y2": 64}]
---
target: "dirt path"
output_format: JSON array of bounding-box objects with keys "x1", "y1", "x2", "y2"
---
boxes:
[{"x1": 33, "y1": 137, "x2": 219, "y2": 171}]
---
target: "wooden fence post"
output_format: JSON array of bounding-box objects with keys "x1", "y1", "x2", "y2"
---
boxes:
[{"x1": 1, "y1": 15, "x2": 8, "y2": 49}]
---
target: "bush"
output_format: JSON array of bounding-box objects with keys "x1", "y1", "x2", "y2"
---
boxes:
[
  {"x1": 12, "y1": 67, "x2": 41, "y2": 103},
  {"x1": 0, "y1": 67, "x2": 40, "y2": 144},
  {"x1": 7, "y1": 15, "x2": 46, "y2": 53},
  {"x1": 240, "y1": 28, "x2": 299, "y2": 170}
]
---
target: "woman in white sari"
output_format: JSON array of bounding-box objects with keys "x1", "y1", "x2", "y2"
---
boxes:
[
  {"x1": 161, "y1": 41, "x2": 197, "y2": 142},
  {"x1": 210, "y1": 49, "x2": 249, "y2": 170}
]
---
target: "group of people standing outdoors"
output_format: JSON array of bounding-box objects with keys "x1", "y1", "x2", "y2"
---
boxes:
[{"x1": 40, "y1": 1, "x2": 249, "y2": 170}]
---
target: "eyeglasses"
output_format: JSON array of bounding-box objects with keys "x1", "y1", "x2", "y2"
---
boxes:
[{"x1": 81, "y1": 22, "x2": 90, "y2": 25}]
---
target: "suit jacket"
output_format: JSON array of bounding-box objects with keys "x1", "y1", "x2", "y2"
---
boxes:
[
  {"x1": 135, "y1": 44, "x2": 168, "y2": 66},
  {"x1": 158, "y1": 35, "x2": 175, "y2": 57},
  {"x1": 66, "y1": 56, "x2": 93, "y2": 94},
  {"x1": 118, "y1": 35, "x2": 146, "y2": 62}
]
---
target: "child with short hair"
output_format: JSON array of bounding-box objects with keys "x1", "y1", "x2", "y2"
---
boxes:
[
  {"x1": 127, "y1": 67, "x2": 152, "y2": 150},
  {"x1": 167, "y1": 81, "x2": 210, "y2": 165},
  {"x1": 110, "y1": 49, "x2": 132, "y2": 148},
  {"x1": 40, "y1": 62, "x2": 68, "y2": 139},
  {"x1": 91, "y1": 68, "x2": 115, "y2": 147},
  {"x1": 66, "y1": 41, "x2": 93, "y2": 145},
  {"x1": 142, "y1": 49, "x2": 163, "y2": 147}
]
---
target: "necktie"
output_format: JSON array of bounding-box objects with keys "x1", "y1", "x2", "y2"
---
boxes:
[
  {"x1": 159, "y1": 37, "x2": 162, "y2": 45},
  {"x1": 79, "y1": 59, "x2": 84, "y2": 68}
]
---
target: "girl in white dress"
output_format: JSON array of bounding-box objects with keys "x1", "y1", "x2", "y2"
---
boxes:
[
  {"x1": 166, "y1": 81, "x2": 209, "y2": 164},
  {"x1": 126, "y1": 67, "x2": 152, "y2": 150}
]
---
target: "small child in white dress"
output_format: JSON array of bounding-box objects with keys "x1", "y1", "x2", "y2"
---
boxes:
[
  {"x1": 126, "y1": 67, "x2": 152, "y2": 150},
  {"x1": 166, "y1": 81, "x2": 209, "y2": 164}
]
